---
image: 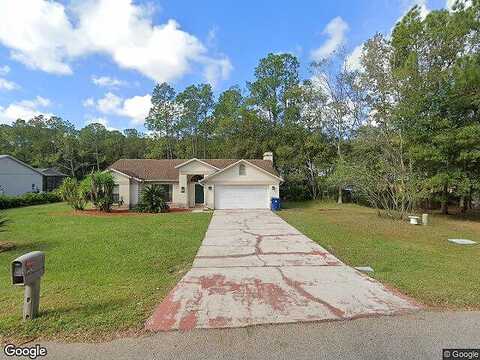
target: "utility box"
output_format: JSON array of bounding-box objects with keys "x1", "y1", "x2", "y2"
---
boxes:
[
  {"x1": 12, "y1": 251, "x2": 45, "y2": 286},
  {"x1": 11, "y1": 251, "x2": 45, "y2": 320}
]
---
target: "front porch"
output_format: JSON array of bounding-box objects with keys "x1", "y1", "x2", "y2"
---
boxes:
[{"x1": 176, "y1": 173, "x2": 207, "y2": 209}]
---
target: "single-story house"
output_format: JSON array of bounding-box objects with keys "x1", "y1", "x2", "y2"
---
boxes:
[
  {"x1": 108, "y1": 152, "x2": 282, "y2": 210},
  {"x1": 0, "y1": 155, "x2": 67, "y2": 196}
]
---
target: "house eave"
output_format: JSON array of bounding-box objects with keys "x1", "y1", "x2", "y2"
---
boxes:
[
  {"x1": 200, "y1": 159, "x2": 283, "y2": 183},
  {"x1": 174, "y1": 158, "x2": 220, "y2": 170}
]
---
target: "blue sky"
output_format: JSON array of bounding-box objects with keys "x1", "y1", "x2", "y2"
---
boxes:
[{"x1": 0, "y1": 0, "x2": 450, "y2": 131}]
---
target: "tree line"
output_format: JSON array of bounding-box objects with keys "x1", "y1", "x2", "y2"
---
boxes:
[{"x1": 0, "y1": 2, "x2": 479, "y2": 216}]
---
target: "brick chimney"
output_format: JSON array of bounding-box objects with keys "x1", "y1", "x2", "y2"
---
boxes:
[{"x1": 263, "y1": 152, "x2": 273, "y2": 162}]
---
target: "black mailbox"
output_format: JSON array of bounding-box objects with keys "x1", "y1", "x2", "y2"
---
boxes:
[{"x1": 11, "y1": 251, "x2": 45, "y2": 286}]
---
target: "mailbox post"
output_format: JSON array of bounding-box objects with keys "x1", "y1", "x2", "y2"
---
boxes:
[{"x1": 11, "y1": 251, "x2": 45, "y2": 320}]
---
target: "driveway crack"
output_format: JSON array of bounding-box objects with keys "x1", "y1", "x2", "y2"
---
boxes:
[{"x1": 275, "y1": 267, "x2": 346, "y2": 319}]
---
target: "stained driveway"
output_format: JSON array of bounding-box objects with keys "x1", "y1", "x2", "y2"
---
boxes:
[{"x1": 146, "y1": 210, "x2": 420, "y2": 331}]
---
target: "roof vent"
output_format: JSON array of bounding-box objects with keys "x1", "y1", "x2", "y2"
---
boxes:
[{"x1": 263, "y1": 152, "x2": 273, "y2": 162}]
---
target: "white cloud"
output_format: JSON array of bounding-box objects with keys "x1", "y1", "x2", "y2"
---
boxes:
[
  {"x1": 206, "y1": 27, "x2": 218, "y2": 47},
  {"x1": 311, "y1": 17, "x2": 349, "y2": 61},
  {"x1": 92, "y1": 92, "x2": 151, "y2": 125},
  {"x1": 121, "y1": 94, "x2": 152, "y2": 124},
  {"x1": 0, "y1": 96, "x2": 52, "y2": 125},
  {"x1": 203, "y1": 57, "x2": 233, "y2": 88},
  {"x1": 415, "y1": 0, "x2": 430, "y2": 18},
  {"x1": 0, "y1": 78, "x2": 19, "y2": 91},
  {"x1": 394, "y1": 0, "x2": 430, "y2": 30},
  {"x1": 92, "y1": 75, "x2": 126, "y2": 88},
  {"x1": 0, "y1": 0, "x2": 75, "y2": 74},
  {"x1": 0, "y1": 65, "x2": 10, "y2": 76},
  {"x1": 0, "y1": 0, "x2": 232, "y2": 85},
  {"x1": 82, "y1": 98, "x2": 95, "y2": 107},
  {"x1": 0, "y1": 64, "x2": 19, "y2": 91},
  {"x1": 446, "y1": 0, "x2": 472, "y2": 10},
  {"x1": 446, "y1": 0, "x2": 455, "y2": 8},
  {"x1": 85, "y1": 116, "x2": 118, "y2": 131},
  {"x1": 346, "y1": 44, "x2": 364, "y2": 72},
  {"x1": 97, "y1": 92, "x2": 123, "y2": 114}
]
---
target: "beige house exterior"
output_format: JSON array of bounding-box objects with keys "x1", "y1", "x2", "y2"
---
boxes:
[{"x1": 108, "y1": 152, "x2": 282, "y2": 210}]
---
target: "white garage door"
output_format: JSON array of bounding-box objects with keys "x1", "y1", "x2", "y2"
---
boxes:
[{"x1": 214, "y1": 185, "x2": 269, "y2": 209}]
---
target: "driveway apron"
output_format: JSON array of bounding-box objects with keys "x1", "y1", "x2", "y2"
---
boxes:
[{"x1": 146, "y1": 210, "x2": 420, "y2": 331}]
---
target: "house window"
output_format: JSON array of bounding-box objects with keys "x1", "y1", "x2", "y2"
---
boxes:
[
  {"x1": 113, "y1": 185, "x2": 120, "y2": 203},
  {"x1": 157, "y1": 184, "x2": 173, "y2": 202},
  {"x1": 239, "y1": 164, "x2": 246, "y2": 176}
]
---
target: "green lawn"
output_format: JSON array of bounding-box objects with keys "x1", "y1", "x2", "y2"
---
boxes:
[
  {"x1": 0, "y1": 203, "x2": 211, "y2": 342},
  {"x1": 279, "y1": 201, "x2": 480, "y2": 310}
]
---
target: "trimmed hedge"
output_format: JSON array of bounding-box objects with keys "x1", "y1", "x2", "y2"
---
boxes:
[{"x1": 0, "y1": 192, "x2": 62, "y2": 210}]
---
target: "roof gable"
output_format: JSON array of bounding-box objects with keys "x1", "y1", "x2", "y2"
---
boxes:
[
  {"x1": 201, "y1": 159, "x2": 283, "y2": 183},
  {"x1": 108, "y1": 158, "x2": 279, "y2": 181},
  {"x1": 0, "y1": 155, "x2": 45, "y2": 176},
  {"x1": 174, "y1": 158, "x2": 220, "y2": 170}
]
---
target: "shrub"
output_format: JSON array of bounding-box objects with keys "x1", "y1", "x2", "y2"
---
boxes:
[
  {"x1": 88, "y1": 172, "x2": 115, "y2": 212},
  {"x1": 0, "y1": 192, "x2": 62, "y2": 210},
  {"x1": 136, "y1": 185, "x2": 170, "y2": 213},
  {"x1": 58, "y1": 177, "x2": 88, "y2": 210},
  {"x1": 0, "y1": 213, "x2": 7, "y2": 232}
]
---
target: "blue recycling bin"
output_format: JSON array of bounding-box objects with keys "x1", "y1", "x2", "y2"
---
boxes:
[{"x1": 271, "y1": 197, "x2": 281, "y2": 211}]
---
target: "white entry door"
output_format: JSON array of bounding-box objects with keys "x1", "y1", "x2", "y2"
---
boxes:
[{"x1": 214, "y1": 185, "x2": 269, "y2": 209}]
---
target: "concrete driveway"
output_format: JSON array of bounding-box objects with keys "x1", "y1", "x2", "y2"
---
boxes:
[{"x1": 146, "y1": 210, "x2": 420, "y2": 331}]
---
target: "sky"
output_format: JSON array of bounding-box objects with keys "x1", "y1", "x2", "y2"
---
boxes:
[{"x1": 0, "y1": 0, "x2": 454, "y2": 131}]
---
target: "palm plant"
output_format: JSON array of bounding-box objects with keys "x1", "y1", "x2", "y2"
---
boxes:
[
  {"x1": 136, "y1": 185, "x2": 169, "y2": 213},
  {"x1": 89, "y1": 171, "x2": 115, "y2": 212},
  {"x1": 58, "y1": 177, "x2": 88, "y2": 210}
]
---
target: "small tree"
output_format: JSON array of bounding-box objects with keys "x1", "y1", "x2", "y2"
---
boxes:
[
  {"x1": 58, "y1": 177, "x2": 88, "y2": 210},
  {"x1": 136, "y1": 185, "x2": 169, "y2": 213},
  {"x1": 88, "y1": 172, "x2": 115, "y2": 212},
  {"x1": 337, "y1": 126, "x2": 423, "y2": 219}
]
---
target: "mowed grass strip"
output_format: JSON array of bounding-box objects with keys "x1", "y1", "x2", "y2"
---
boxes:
[
  {"x1": 279, "y1": 201, "x2": 480, "y2": 309},
  {"x1": 0, "y1": 203, "x2": 211, "y2": 342}
]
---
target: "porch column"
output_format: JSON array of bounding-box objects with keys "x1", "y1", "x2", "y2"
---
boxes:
[{"x1": 178, "y1": 174, "x2": 189, "y2": 208}]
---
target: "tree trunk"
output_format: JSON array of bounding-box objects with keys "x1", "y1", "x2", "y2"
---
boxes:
[
  {"x1": 440, "y1": 185, "x2": 449, "y2": 215},
  {"x1": 336, "y1": 139, "x2": 343, "y2": 204},
  {"x1": 460, "y1": 196, "x2": 468, "y2": 213},
  {"x1": 337, "y1": 186, "x2": 343, "y2": 204}
]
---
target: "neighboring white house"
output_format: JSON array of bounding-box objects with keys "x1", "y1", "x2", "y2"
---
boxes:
[
  {"x1": 0, "y1": 155, "x2": 67, "y2": 196},
  {"x1": 108, "y1": 152, "x2": 282, "y2": 210}
]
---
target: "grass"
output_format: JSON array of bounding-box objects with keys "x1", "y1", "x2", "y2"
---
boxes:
[
  {"x1": 279, "y1": 201, "x2": 480, "y2": 309},
  {"x1": 0, "y1": 203, "x2": 211, "y2": 343}
]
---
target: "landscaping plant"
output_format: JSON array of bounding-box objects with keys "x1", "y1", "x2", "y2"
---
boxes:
[
  {"x1": 0, "y1": 192, "x2": 62, "y2": 210},
  {"x1": 0, "y1": 213, "x2": 7, "y2": 232},
  {"x1": 58, "y1": 177, "x2": 88, "y2": 210},
  {"x1": 136, "y1": 184, "x2": 170, "y2": 213},
  {"x1": 88, "y1": 171, "x2": 115, "y2": 212}
]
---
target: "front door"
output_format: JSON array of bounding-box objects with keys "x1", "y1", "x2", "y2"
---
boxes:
[{"x1": 195, "y1": 183, "x2": 204, "y2": 204}]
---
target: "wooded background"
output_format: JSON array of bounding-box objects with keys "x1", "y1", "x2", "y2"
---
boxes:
[{"x1": 1, "y1": 3, "x2": 479, "y2": 215}]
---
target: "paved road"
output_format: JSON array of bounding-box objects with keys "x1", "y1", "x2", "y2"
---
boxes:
[
  {"x1": 146, "y1": 210, "x2": 419, "y2": 331},
  {"x1": 14, "y1": 311, "x2": 480, "y2": 360}
]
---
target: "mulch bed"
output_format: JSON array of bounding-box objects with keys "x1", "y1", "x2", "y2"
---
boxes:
[{"x1": 72, "y1": 208, "x2": 191, "y2": 217}]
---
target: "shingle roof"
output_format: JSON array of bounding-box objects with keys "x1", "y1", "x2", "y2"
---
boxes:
[
  {"x1": 36, "y1": 168, "x2": 68, "y2": 177},
  {"x1": 109, "y1": 158, "x2": 278, "y2": 181}
]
